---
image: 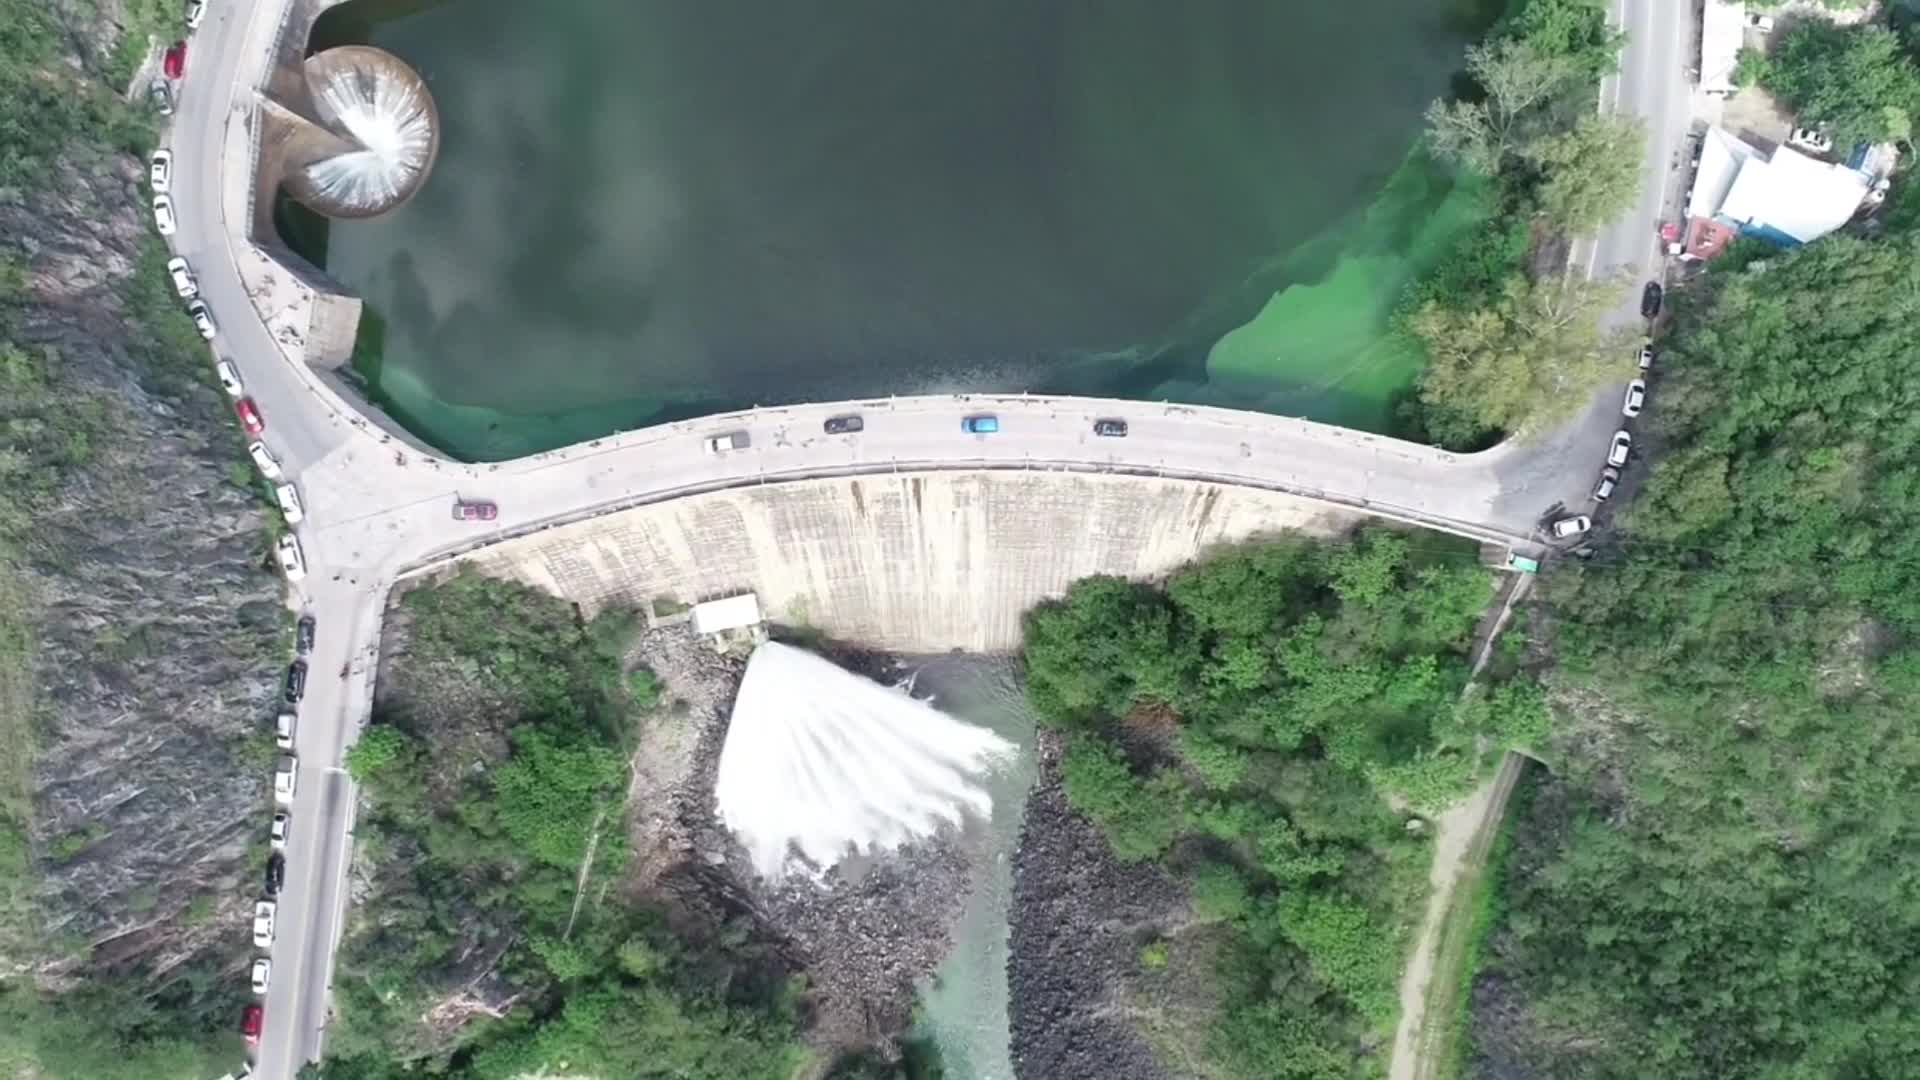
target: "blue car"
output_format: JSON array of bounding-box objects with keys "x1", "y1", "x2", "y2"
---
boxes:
[{"x1": 962, "y1": 415, "x2": 999, "y2": 434}]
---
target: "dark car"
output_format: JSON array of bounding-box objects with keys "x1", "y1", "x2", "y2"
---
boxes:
[
  {"x1": 451, "y1": 499, "x2": 497, "y2": 522},
  {"x1": 283, "y1": 660, "x2": 307, "y2": 704},
  {"x1": 824, "y1": 415, "x2": 863, "y2": 435},
  {"x1": 1640, "y1": 281, "x2": 1663, "y2": 318},
  {"x1": 264, "y1": 852, "x2": 285, "y2": 897},
  {"x1": 295, "y1": 615, "x2": 315, "y2": 655},
  {"x1": 1093, "y1": 418, "x2": 1128, "y2": 438}
]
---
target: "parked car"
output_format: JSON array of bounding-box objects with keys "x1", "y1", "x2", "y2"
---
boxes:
[
  {"x1": 283, "y1": 661, "x2": 307, "y2": 704},
  {"x1": 1607, "y1": 429, "x2": 1633, "y2": 468},
  {"x1": 1747, "y1": 12, "x2": 1775, "y2": 32},
  {"x1": 263, "y1": 852, "x2": 285, "y2": 896},
  {"x1": 250, "y1": 958, "x2": 271, "y2": 995},
  {"x1": 1550, "y1": 515, "x2": 1592, "y2": 540},
  {"x1": 166, "y1": 256, "x2": 197, "y2": 299},
  {"x1": 163, "y1": 40, "x2": 187, "y2": 79},
  {"x1": 152, "y1": 194, "x2": 176, "y2": 235},
  {"x1": 1791, "y1": 127, "x2": 1832, "y2": 154},
  {"x1": 1640, "y1": 281, "x2": 1663, "y2": 319},
  {"x1": 1637, "y1": 343, "x2": 1654, "y2": 371},
  {"x1": 216, "y1": 1066, "x2": 253, "y2": 1080},
  {"x1": 187, "y1": 299, "x2": 217, "y2": 340},
  {"x1": 240, "y1": 1004, "x2": 263, "y2": 1048},
  {"x1": 252, "y1": 900, "x2": 276, "y2": 948},
  {"x1": 275, "y1": 534, "x2": 306, "y2": 581},
  {"x1": 187, "y1": 0, "x2": 208, "y2": 29},
  {"x1": 247, "y1": 440, "x2": 281, "y2": 479},
  {"x1": 1593, "y1": 466, "x2": 1620, "y2": 502},
  {"x1": 273, "y1": 755, "x2": 297, "y2": 806},
  {"x1": 148, "y1": 81, "x2": 173, "y2": 115},
  {"x1": 1093, "y1": 418, "x2": 1128, "y2": 438},
  {"x1": 269, "y1": 812, "x2": 289, "y2": 851},
  {"x1": 295, "y1": 614, "x2": 315, "y2": 654},
  {"x1": 1622, "y1": 379, "x2": 1647, "y2": 418},
  {"x1": 961, "y1": 415, "x2": 999, "y2": 434},
  {"x1": 149, "y1": 149, "x2": 172, "y2": 193},
  {"x1": 236, "y1": 397, "x2": 266, "y2": 435},
  {"x1": 275, "y1": 712, "x2": 296, "y2": 750},
  {"x1": 451, "y1": 499, "x2": 497, "y2": 521},
  {"x1": 215, "y1": 359, "x2": 244, "y2": 397},
  {"x1": 823, "y1": 415, "x2": 863, "y2": 435},
  {"x1": 275, "y1": 482, "x2": 304, "y2": 524},
  {"x1": 703, "y1": 431, "x2": 750, "y2": 453}
]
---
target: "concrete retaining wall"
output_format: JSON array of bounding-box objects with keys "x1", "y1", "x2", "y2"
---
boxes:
[{"x1": 461, "y1": 470, "x2": 1367, "y2": 652}]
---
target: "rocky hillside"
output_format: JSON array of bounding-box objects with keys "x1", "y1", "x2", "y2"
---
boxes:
[{"x1": 0, "y1": 0, "x2": 284, "y2": 1070}]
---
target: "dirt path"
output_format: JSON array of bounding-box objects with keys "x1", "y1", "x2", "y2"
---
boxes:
[{"x1": 1387, "y1": 752, "x2": 1528, "y2": 1080}]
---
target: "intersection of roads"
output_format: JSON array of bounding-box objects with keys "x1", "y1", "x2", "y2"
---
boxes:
[{"x1": 157, "y1": 0, "x2": 1693, "y2": 1075}]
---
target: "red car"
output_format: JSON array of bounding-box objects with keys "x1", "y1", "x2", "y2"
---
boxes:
[
  {"x1": 451, "y1": 500, "x2": 497, "y2": 522},
  {"x1": 163, "y1": 41, "x2": 187, "y2": 80},
  {"x1": 240, "y1": 1003, "x2": 263, "y2": 1047},
  {"x1": 235, "y1": 397, "x2": 265, "y2": 435}
]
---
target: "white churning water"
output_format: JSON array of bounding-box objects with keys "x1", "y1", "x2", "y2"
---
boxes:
[
  {"x1": 716, "y1": 642, "x2": 1016, "y2": 881},
  {"x1": 304, "y1": 67, "x2": 436, "y2": 213}
]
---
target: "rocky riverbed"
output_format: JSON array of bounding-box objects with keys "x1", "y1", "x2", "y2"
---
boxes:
[{"x1": 1009, "y1": 729, "x2": 1188, "y2": 1080}]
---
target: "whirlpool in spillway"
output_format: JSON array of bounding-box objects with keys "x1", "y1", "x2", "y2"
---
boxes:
[{"x1": 283, "y1": 45, "x2": 440, "y2": 219}]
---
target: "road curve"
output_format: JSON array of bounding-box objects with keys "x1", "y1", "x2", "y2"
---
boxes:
[{"x1": 160, "y1": 1, "x2": 1691, "y2": 1075}]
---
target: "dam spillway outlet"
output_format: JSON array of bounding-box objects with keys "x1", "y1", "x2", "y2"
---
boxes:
[
  {"x1": 290, "y1": 46, "x2": 440, "y2": 218},
  {"x1": 715, "y1": 643, "x2": 1016, "y2": 881}
]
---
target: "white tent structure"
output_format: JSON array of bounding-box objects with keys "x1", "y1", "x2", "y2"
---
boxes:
[
  {"x1": 1687, "y1": 128, "x2": 1870, "y2": 246},
  {"x1": 1700, "y1": 0, "x2": 1747, "y2": 96}
]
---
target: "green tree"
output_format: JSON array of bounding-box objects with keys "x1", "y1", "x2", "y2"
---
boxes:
[
  {"x1": 1525, "y1": 113, "x2": 1645, "y2": 234},
  {"x1": 1763, "y1": 22, "x2": 1920, "y2": 147},
  {"x1": 1424, "y1": 39, "x2": 1578, "y2": 174},
  {"x1": 1411, "y1": 273, "x2": 1632, "y2": 445}
]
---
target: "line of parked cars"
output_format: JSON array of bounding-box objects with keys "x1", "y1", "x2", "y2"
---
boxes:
[
  {"x1": 1551, "y1": 298, "x2": 1663, "y2": 541},
  {"x1": 700, "y1": 411, "x2": 1133, "y2": 453}
]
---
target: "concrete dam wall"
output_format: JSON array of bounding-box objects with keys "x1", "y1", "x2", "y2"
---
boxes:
[{"x1": 463, "y1": 470, "x2": 1367, "y2": 652}]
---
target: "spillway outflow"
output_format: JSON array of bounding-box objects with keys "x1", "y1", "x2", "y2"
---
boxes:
[
  {"x1": 716, "y1": 643, "x2": 1016, "y2": 881},
  {"x1": 289, "y1": 46, "x2": 439, "y2": 219}
]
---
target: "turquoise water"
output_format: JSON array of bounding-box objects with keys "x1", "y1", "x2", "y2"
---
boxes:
[{"x1": 303, "y1": 1, "x2": 1478, "y2": 460}]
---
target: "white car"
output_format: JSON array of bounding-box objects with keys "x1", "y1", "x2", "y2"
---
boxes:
[
  {"x1": 273, "y1": 755, "x2": 298, "y2": 805},
  {"x1": 1747, "y1": 12, "x2": 1774, "y2": 32},
  {"x1": 166, "y1": 256, "x2": 198, "y2": 299},
  {"x1": 704, "y1": 431, "x2": 750, "y2": 454},
  {"x1": 186, "y1": 300, "x2": 217, "y2": 340},
  {"x1": 275, "y1": 482, "x2": 304, "y2": 524},
  {"x1": 186, "y1": 0, "x2": 207, "y2": 28},
  {"x1": 149, "y1": 149, "x2": 172, "y2": 193},
  {"x1": 250, "y1": 957, "x2": 271, "y2": 995},
  {"x1": 1622, "y1": 379, "x2": 1647, "y2": 418},
  {"x1": 1594, "y1": 466, "x2": 1620, "y2": 502},
  {"x1": 215, "y1": 359, "x2": 243, "y2": 397},
  {"x1": 152, "y1": 194, "x2": 176, "y2": 235},
  {"x1": 248, "y1": 441, "x2": 283, "y2": 480},
  {"x1": 252, "y1": 900, "x2": 276, "y2": 949},
  {"x1": 275, "y1": 712, "x2": 296, "y2": 750},
  {"x1": 1607, "y1": 430, "x2": 1632, "y2": 468},
  {"x1": 274, "y1": 534, "x2": 306, "y2": 582},
  {"x1": 269, "y1": 811, "x2": 289, "y2": 851},
  {"x1": 1551, "y1": 515, "x2": 1592, "y2": 539},
  {"x1": 1637, "y1": 344, "x2": 1654, "y2": 371},
  {"x1": 1791, "y1": 127, "x2": 1832, "y2": 154}
]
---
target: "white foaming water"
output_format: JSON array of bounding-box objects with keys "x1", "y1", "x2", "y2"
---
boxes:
[
  {"x1": 305, "y1": 67, "x2": 435, "y2": 212},
  {"x1": 715, "y1": 642, "x2": 1016, "y2": 881}
]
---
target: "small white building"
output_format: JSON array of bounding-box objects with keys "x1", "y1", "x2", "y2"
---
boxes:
[
  {"x1": 1686, "y1": 127, "x2": 1871, "y2": 249},
  {"x1": 1701, "y1": 0, "x2": 1748, "y2": 96},
  {"x1": 690, "y1": 593, "x2": 764, "y2": 636}
]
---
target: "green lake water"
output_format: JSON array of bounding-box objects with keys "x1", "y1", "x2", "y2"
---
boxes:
[{"x1": 303, "y1": 1, "x2": 1486, "y2": 460}]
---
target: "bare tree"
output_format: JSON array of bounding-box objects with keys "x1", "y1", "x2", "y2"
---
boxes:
[{"x1": 1425, "y1": 39, "x2": 1578, "y2": 174}]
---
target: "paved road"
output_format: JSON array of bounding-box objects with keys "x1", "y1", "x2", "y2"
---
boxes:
[{"x1": 160, "y1": 0, "x2": 1696, "y2": 1075}]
